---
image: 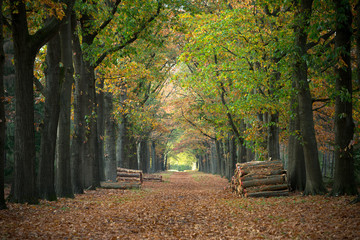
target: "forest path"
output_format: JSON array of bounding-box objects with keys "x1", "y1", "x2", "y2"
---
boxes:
[{"x1": 1, "y1": 171, "x2": 360, "y2": 239}]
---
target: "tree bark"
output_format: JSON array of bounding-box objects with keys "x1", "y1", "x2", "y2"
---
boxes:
[
  {"x1": 229, "y1": 133, "x2": 236, "y2": 179},
  {"x1": 70, "y1": 16, "x2": 84, "y2": 194},
  {"x1": 138, "y1": 139, "x2": 150, "y2": 173},
  {"x1": 210, "y1": 141, "x2": 217, "y2": 174},
  {"x1": 38, "y1": 32, "x2": 61, "y2": 201},
  {"x1": 294, "y1": 0, "x2": 326, "y2": 195},
  {"x1": 330, "y1": 0, "x2": 357, "y2": 196},
  {"x1": 287, "y1": 84, "x2": 306, "y2": 191},
  {"x1": 267, "y1": 112, "x2": 280, "y2": 160},
  {"x1": 151, "y1": 140, "x2": 157, "y2": 172},
  {"x1": 0, "y1": 0, "x2": 7, "y2": 209},
  {"x1": 215, "y1": 139, "x2": 222, "y2": 175},
  {"x1": 104, "y1": 92, "x2": 117, "y2": 182},
  {"x1": 97, "y1": 78, "x2": 105, "y2": 181},
  {"x1": 56, "y1": 14, "x2": 74, "y2": 198}
]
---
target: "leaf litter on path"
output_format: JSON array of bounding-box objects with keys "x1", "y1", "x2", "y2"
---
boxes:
[{"x1": 1, "y1": 171, "x2": 359, "y2": 239}]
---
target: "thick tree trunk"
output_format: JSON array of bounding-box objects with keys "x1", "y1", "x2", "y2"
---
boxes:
[
  {"x1": 90, "y1": 86, "x2": 100, "y2": 188},
  {"x1": 11, "y1": 5, "x2": 38, "y2": 204},
  {"x1": 56, "y1": 14, "x2": 74, "y2": 198},
  {"x1": 38, "y1": 33, "x2": 61, "y2": 201},
  {"x1": 294, "y1": 0, "x2": 326, "y2": 195},
  {"x1": 10, "y1": 0, "x2": 70, "y2": 205},
  {"x1": 80, "y1": 61, "x2": 94, "y2": 188},
  {"x1": 104, "y1": 92, "x2": 117, "y2": 182},
  {"x1": 330, "y1": 0, "x2": 357, "y2": 196},
  {"x1": 97, "y1": 78, "x2": 105, "y2": 181},
  {"x1": 0, "y1": 0, "x2": 7, "y2": 209},
  {"x1": 70, "y1": 18, "x2": 84, "y2": 194},
  {"x1": 287, "y1": 84, "x2": 306, "y2": 191}
]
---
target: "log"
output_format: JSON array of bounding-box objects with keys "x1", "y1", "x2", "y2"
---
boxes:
[
  {"x1": 238, "y1": 161, "x2": 284, "y2": 177},
  {"x1": 116, "y1": 177, "x2": 141, "y2": 182},
  {"x1": 117, "y1": 173, "x2": 142, "y2": 178},
  {"x1": 116, "y1": 168, "x2": 143, "y2": 183},
  {"x1": 241, "y1": 170, "x2": 286, "y2": 181},
  {"x1": 237, "y1": 160, "x2": 283, "y2": 169},
  {"x1": 245, "y1": 190, "x2": 289, "y2": 198},
  {"x1": 245, "y1": 184, "x2": 289, "y2": 193},
  {"x1": 241, "y1": 174, "x2": 286, "y2": 188},
  {"x1": 100, "y1": 181, "x2": 141, "y2": 189},
  {"x1": 117, "y1": 168, "x2": 143, "y2": 173}
]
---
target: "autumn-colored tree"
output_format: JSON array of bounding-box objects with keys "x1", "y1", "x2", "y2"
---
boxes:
[{"x1": 9, "y1": 0, "x2": 71, "y2": 204}]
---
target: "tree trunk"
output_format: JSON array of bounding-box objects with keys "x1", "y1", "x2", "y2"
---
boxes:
[
  {"x1": 104, "y1": 92, "x2": 117, "y2": 182},
  {"x1": 10, "y1": 0, "x2": 71, "y2": 205},
  {"x1": 287, "y1": 83, "x2": 306, "y2": 191},
  {"x1": 56, "y1": 14, "x2": 74, "y2": 198},
  {"x1": 0, "y1": 0, "x2": 7, "y2": 209},
  {"x1": 294, "y1": 0, "x2": 326, "y2": 195},
  {"x1": 267, "y1": 112, "x2": 280, "y2": 160},
  {"x1": 80, "y1": 60, "x2": 94, "y2": 188},
  {"x1": 215, "y1": 140, "x2": 222, "y2": 175},
  {"x1": 90, "y1": 85, "x2": 100, "y2": 188},
  {"x1": 138, "y1": 139, "x2": 149, "y2": 173},
  {"x1": 219, "y1": 139, "x2": 225, "y2": 177},
  {"x1": 151, "y1": 140, "x2": 157, "y2": 172},
  {"x1": 162, "y1": 153, "x2": 166, "y2": 171},
  {"x1": 210, "y1": 141, "x2": 217, "y2": 174},
  {"x1": 70, "y1": 17, "x2": 84, "y2": 194},
  {"x1": 10, "y1": 3, "x2": 38, "y2": 204},
  {"x1": 38, "y1": 33, "x2": 61, "y2": 201},
  {"x1": 229, "y1": 133, "x2": 236, "y2": 179},
  {"x1": 330, "y1": 0, "x2": 357, "y2": 196},
  {"x1": 97, "y1": 78, "x2": 105, "y2": 181},
  {"x1": 238, "y1": 120, "x2": 247, "y2": 163},
  {"x1": 128, "y1": 135, "x2": 138, "y2": 170}
]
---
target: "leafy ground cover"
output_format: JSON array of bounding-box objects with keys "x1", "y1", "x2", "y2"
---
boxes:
[{"x1": 1, "y1": 172, "x2": 359, "y2": 239}]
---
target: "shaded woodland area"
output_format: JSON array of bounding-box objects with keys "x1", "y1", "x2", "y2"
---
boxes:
[{"x1": 0, "y1": 0, "x2": 360, "y2": 219}]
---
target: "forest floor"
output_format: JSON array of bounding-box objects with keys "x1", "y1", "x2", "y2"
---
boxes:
[{"x1": 1, "y1": 171, "x2": 360, "y2": 239}]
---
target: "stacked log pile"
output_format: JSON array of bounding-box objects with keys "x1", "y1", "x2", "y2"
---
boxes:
[
  {"x1": 143, "y1": 174, "x2": 163, "y2": 182},
  {"x1": 116, "y1": 168, "x2": 143, "y2": 184},
  {"x1": 100, "y1": 168, "x2": 143, "y2": 189},
  {"x1": 231, "y1": 160, "x2": 289, "y2": 198}
]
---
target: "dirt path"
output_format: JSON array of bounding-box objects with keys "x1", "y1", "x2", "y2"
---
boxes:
[{"x1": 1, "y1": 171, "x2": 360, "y2": 239}]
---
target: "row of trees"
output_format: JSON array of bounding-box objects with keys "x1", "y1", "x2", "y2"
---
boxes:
[
  {"x1": 0, "y1": 0, "x2": 359, "y2": 209},
  {"x1": 170, "y1": 0, "x2": 359, "y2": 196},
  {"x1": 0, "y1": 0, "x2": 203, "y2": 208}
]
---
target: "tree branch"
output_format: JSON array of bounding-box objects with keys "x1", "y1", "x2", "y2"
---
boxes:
[
  {"x1": 181, "y1": 110, "x2": 216, "y2": 140},
  {"x1": 33, "y1": 77, "x2": 45, "y2": 96},
  {"x1": 92, "y1": 0, "x2": 122, "y2": 39},
  {"x1": 94, "y1": 2, "x2": 162, "y2": 67},
  {"x1": 306, "y1": 30, "x2": 335, "y2": 50},
  {"x1": 31, "y1": 0, "x2": 74, "y2": 53}
]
